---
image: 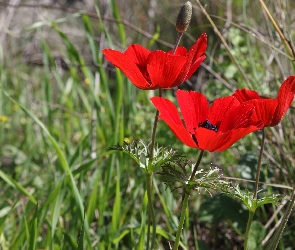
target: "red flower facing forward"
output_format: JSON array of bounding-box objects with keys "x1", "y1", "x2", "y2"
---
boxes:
[
  {"x1": 233, "y1": 76, "x2": 295, "y2": 127},
  {"x1": 102, "y1": 33, "x2": 207, "y2": 90},
  {"x1": 150, "y1": 90, "x2": 263, "y2": 152}
]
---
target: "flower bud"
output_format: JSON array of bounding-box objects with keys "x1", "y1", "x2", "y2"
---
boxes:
[{"x1": 176, "y1": 1, "x2": 192, "y2": 33}]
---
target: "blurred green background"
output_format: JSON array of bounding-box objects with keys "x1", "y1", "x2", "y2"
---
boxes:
[{"x1": 0, "y1": 0, "x2": 295, "y2": 249}]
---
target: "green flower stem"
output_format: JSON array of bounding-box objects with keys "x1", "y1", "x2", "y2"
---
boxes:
[
  {"x1": 146, "y1": 88, "x2": 162, "y2": 250},
  {"x1": 146, "y1": 190, "x2": 151, "y2": 250},
  {"x1": 253, "y1": 128, "x2": 265, "y2": 199},
  {"x1": 150, "y1": 88, "x2": 162, "y2": 160},
  {"x1": 173, "y1": 150, "x2": 204, "y2": 250},
  {"x1": 189, "y1": 150, "x2": 205, "y2": 181},
  {"x1": 146, "y1": 172, "x2": 156, "y2": 250},
  {"x1": 244, "y1": 209, "x2": 256, "y2": 250},
  {"x1": 244, "y1": 129, "x2": 265, "y2": 249},
  {"x1": 173, "y1": 191, "x2": 190, "y2": 250}
]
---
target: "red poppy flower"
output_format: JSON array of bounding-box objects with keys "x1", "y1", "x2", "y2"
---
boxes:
[
  {"x1": 102, "y1": 33, "x2": 207, "y2": 90},
  {"x1": 150, "y1": 90, "x2": 263, "y2": 152},
  {"x1": 233, "y1": 76, "x2": 295, "y2": 127}
]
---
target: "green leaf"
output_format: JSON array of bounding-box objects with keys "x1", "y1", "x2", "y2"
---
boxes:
[
  {"x1": 223, "y1": 184, "x2": 282, "y2": 211},
  {"x1": 248, "y1": 221, "x2": 266, "y2": 250},
  {"x1": 199, "y1": 195, "x2": 248, "y2": 232}
]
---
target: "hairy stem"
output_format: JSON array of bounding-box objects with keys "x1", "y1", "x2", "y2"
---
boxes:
[
  {"x1": 173, "y1": 192, "x2": 189, "y2": 250},
  {"x1": 172, "y1": 33, "x2": 183, "y2": 54},
  {"x1": 189, "y1": 150, "x2": 205, "y2": 181},
  {"x1": 150, "y1": 89, "x2": 162, "y2": 159},
  {"x1": 146, "y1": 88, "x2": 162, "y2": 250},
  {"x1": 146, "y1": 172, "x2": 156, "y2": 250},
  {"x1": 173, "y1": 150, "x2": 204, "y2": 249},
  {"x1": 244, "y1": 209, "x2": 256, "y2": 250},
  {"x1": 146, "y1": 189, "x2": 151, "y2": 250},
  {"x1": 253, "y1": 128, "x2": 266, "y2": 199}
]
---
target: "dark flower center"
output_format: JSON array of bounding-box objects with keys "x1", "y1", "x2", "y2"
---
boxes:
[
  {"x1": 190, "y1": 120, "x2": 218, "y2": 146},
  {"x1": 198, "y1": 119, "x2": 218, "y2": 132}
]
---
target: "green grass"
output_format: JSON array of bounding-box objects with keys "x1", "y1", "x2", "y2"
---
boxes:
[{"x1": 0, "y1": 0, "x2": 295, "y2": 249}]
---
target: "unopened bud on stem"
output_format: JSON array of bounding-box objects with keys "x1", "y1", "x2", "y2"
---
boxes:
[{"x1": 176, "y1": 1, "x2": 192, "y2": 33}]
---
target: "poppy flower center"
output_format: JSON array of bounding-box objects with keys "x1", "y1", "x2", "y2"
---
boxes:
[
  {"x1": 198, "y1": 119, "x2": 218, "y2": 132},
  {"x1": 190, "y1": 120, "x2": 218, "y2": 146}
]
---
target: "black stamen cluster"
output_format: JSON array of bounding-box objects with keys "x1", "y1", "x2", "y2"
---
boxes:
[{"x1": 198, "y1": 119, "x2": 218, "y2": 132}]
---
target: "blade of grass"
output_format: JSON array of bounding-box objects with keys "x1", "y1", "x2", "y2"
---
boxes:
[
  {"x1": 77, "y1": 213, "x2": 85, "y2": 250},
  {"x1": 110, "y1": 162, "x2": 122, "y2": 236},
  {"x1": 51, "y1": 188, "x2": 65, "y2": 239},
  {"x1": 154, "y1": 182, "x2": 178, "y2": 232},
  {"x1": 137, "y1": 191, "x2": 148, "y2": 250},
  {"x1": 0, "y1": 170, "x2": 37, "y2": 205},
  {"x1": 86, "y1": 169, "x2": 100, "y2": 224},
  {"x1": 40, "y1": 40, "x2": 55, "y2": 126},
  {"x1": 258, "y1": 0, "x2": 295, "y2": 60},
  {"x1": 110, "y1": 0, "x2": 126, "y2": 46},
  {"x1": 29, "y1": 204, "x2": 38, "y2": 250},
  {"x1": 195, "y1": 0, "x2": 252, "y2": 89},
  {"x1": 50, "y1": 23, "x2": 109, "y2": 118},
  {"x1": 1, "y1": 89, "x2": 91, "y2": 248}
]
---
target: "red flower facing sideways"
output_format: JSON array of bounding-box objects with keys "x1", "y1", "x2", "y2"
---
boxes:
[
  {"x1": 233, "y1": 76, "x2": 295, "y2": 127},
  {"x1": 102, "y1": 33, "x2": 207, "y2": 90},
  {"x1": 150, "y1": 90, "x2": 263, "y2": 152}
]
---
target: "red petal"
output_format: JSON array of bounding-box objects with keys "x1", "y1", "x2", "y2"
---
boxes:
[
  {"x1": 150, "y1": 97, "x2": 183, "y2": 126},
  {"x1": 185, "y1": 55, "x2": 206, "y2": 80},
  {"x1": 172, "y1": 47, "x2": 187, "y2": 56},
  {"x1": 189, "y1": 33, "x2": 208, "y2": 61},
  {"x1": 177, "y1": 90, "x2": 209, "y2": 133},
  {"x1": 147, "y1": 51, "x2": 187, "y2": 88},
  {"x1": 103, "y1": 49, "x2": 151, "y2": 89},
  {"x1": 174, "y1": 33, "x2": 208, "y2": 83},
  {"x1": 219, "y1": 103, "x2": 258, "y2": 131},
  {"x1": 270, "y1": 76, "x2": 295, "y2": 126},
  {"x1": 195, "y1": 128, "x2": 231, "y2": 152},
  {"x1": 150, "y1": 97, "x2": 197, "y2": 147},
  {"x1": 250, "y1": 99, "x2": 278, "y2": 126},
  {"x1": 124, "y1": 44, "x2": 150, "y2": 64},
  {"x1": 233, "y1": 89, "x2": 260, "y2": 102},
  {"x1": 215, "y1": 125, "x2": 261, "y2": 152},
  {"x1": 208, "y1": 96, "x2": 240, "y2": 126},
  {"x1": 196, "y1": 123, "x2": 262, "y2": 152}
]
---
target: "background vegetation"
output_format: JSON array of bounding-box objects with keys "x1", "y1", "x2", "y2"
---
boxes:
[{"x1": 0, "y1": 0, "x2": 295, "y2": 249}]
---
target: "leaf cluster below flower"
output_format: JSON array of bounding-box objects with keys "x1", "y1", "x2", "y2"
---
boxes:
[
  {"x1": 158, "y1": 160, "x2": 231, "y2": 196},
  {"x1": 109, "y1": 140, "x2": 183, "y2": 172},
  {"x1": 222, "y1": 184, "x2": 283, "y2": 211}
]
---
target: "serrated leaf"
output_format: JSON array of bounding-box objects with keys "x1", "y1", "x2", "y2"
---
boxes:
[
  {"x1": 223, "y1": 184, "x2": 282, "y2": 210},
  {"x1": 109, "y1": 140, "x2": 182, "y2": 172}
]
